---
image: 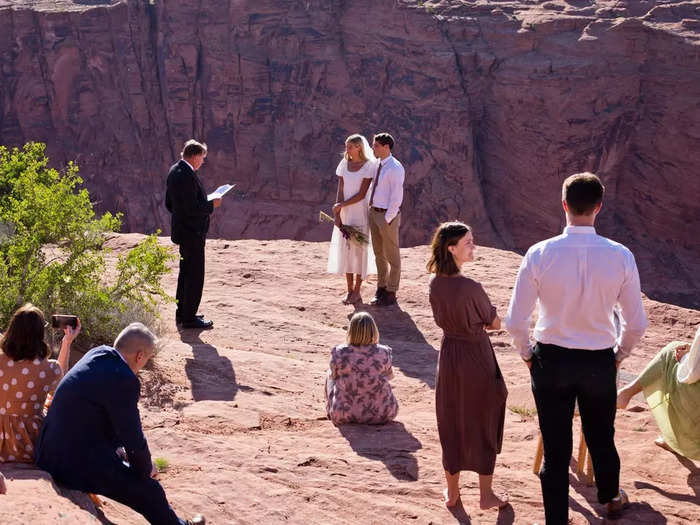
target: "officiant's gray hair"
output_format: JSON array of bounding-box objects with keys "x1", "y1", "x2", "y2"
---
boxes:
[{"x1": 181, "y1": 139, "x2": 207, "y2": 159}]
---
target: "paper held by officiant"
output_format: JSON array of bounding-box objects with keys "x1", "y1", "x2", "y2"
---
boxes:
[{"x1": 207, "y1": 184, "x2": 235, "y2": 201}]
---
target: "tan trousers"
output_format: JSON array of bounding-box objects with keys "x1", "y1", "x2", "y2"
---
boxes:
[{"x1": 369, "y1": 209, "x2": 401, "y2": 292}]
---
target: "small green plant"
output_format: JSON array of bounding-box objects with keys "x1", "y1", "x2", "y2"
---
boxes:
[
  {"x1": 153, "y1": 457, "x2": 170, "y2": 473},
  {"x1": 508, "y1": 405, "x2": 537, "y2": 418},
  {"x1": 0, "y1": 142, "x2": 175, "y2": 345}
]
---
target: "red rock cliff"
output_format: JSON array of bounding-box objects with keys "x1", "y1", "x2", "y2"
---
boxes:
[{"x1": 0, "y1": 0, "x2": 698, "y2": 305}]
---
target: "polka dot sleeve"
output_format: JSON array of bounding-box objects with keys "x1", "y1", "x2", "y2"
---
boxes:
[{"x1": 46, "y1": 360, "x2": 64, "y2": 391}]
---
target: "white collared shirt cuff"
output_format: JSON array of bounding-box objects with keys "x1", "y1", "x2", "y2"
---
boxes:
[{"x1": 385, "y1": 211, "x2": 397, "y2": 223}]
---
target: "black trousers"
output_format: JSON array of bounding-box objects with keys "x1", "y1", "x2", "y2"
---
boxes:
[
  {"x1": 51, "y1": 458, "x2": 185, "y2": 525},
  {"x1": 175, "y1": 235, "x2": 206, "y2": 322},
  {"x1": 530, "y1": 342, "x2": 620, "y2": 525},
  {"x1": 90, "y1": 463, "x2": 184, "y2": 525}
]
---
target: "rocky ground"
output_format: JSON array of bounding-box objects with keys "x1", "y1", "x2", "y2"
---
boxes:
[
  {"x1": 0, "y1": 233, "x2": 698, "y2": 524},
  {"x1": 1, "y1": 0, "x2": 699, "y2": 309}
]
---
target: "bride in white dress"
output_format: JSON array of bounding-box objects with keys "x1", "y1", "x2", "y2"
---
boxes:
[{"x1": 327, "y1": 134, "x2": 377, "y2": 304}]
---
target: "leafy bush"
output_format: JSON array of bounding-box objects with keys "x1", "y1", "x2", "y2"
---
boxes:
[
  {"x1": 0, "y1": 142, "x2": 175, "y2": 346},
  {"x1": 153, "y1": 457, "x2": 170, "y2": 473}
]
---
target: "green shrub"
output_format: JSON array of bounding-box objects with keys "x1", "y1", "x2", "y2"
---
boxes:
[
  {"x1": 153, "y1": 457, "x2": 169, "y2": 473},
  {"x1": 0, "y1": 142, "x2": 175, "y2": 347}
]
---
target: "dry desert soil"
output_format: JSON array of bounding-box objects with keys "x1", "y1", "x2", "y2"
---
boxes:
[{"x1": 0, "y1": 234, "x2": 698, "y2": 524}]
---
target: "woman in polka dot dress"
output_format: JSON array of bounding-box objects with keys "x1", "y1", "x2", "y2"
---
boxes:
[{"x1": 0, "y1": 304, "x2": 80, "y2": 462}]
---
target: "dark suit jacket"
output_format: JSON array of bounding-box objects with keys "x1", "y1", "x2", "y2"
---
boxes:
[
  {"x1": 165, "y1": 159, "x2": 214, "y2": 244},
  {"x1": 35, "y1": 346, "x2": 152, "y2": 489}
]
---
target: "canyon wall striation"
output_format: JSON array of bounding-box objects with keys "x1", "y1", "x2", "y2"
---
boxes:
[{"x1": 0, "y1": 0, "x2": 698, "y2": 305}]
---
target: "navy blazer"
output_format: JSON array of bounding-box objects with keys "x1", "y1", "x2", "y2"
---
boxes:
[
  {"x1": 35, "y1": 346, "x2": 152, "y2": 488},
  {"x1": 165, "y1": 159, "x2": 214, "y2": 244}
]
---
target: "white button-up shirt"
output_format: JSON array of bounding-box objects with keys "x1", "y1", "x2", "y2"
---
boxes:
[
  {"x1": 504, "y1": 226, "x2": 648, "y2": 362},
  {"x1": 371, "y1": 155, "x2": 405, "y2": 223}
]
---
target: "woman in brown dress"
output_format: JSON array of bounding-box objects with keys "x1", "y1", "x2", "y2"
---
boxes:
[{"x1": 427, "y1": 222, "x2": 508, "y2": 509}]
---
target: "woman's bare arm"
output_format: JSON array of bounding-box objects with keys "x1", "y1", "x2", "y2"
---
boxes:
[
  {"x1": 57, "y1": 318, "x2": 81, "y2": 374},
  {"x1": 335, "y1": 177, "x2": 344, "y2": 206},
  {"x1": 334, "y1": 178, "x2": 344, "y2": 227},
  {"x1": 486, "y1": 315, "x2": 501, "y2": 331},
  {"x1": 337, "y1": 178, "x2": 372, "y2": 208}
]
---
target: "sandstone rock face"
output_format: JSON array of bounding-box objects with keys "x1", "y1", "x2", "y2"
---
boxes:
[{"x1": 0, "y1": 0, "x2": 698, "y2": 306}]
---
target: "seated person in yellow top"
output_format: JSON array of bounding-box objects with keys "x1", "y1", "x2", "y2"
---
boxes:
[
  {"x1": 0, "y1": 304, "x2": 79, "y2": 462},
  {"x1": 617, "y1": 326, "x2": 700, "y2": 458}
]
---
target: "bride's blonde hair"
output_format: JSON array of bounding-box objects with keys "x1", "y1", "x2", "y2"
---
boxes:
[{"x1": 343, "y1": 134, "x2": 375, "y2": 163}]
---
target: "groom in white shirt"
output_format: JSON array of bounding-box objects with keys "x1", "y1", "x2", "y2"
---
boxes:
[
  {"x1": 368, "y1": 133, "x2": 405, "y2": 307},
  {"x1": 505, "y1": 173, "x2": 648, "y2": 524}
]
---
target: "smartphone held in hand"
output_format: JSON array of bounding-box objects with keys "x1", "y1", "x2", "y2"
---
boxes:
[{"x1": 51, "y1": 314, "x2": 79, "y2": 329}]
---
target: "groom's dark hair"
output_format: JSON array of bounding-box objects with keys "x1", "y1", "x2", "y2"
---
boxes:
[
  {"x1": 562, "y1": 172, "x2": 605, "y2": 215},
  {"x1": 373, "y1": 133, "x2": 395, "y2": 150}
]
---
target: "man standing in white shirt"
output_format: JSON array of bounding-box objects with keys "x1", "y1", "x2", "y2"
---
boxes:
[
  {"x1": 368, "y1": 133, "x2": 405, "y2": 307},
  {"x1": 504, "y1": 173, "x2": 648, "y2": 524}
]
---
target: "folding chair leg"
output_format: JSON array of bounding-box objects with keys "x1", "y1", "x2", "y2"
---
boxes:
[
  {"x1": 577, "y1": 429, "x2": 587, "y2": 476},
  {"x1": 585, "y1": 449, "x2": 594, "y2": 486},
  {"x1": 533, "y1": 433, "x2": 544, "y2": 475}
]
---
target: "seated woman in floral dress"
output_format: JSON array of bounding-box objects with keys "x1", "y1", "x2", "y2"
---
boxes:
[
  {"x1": 325, "y1": 312, "x2": 398, "y2": 425},
  {"x1": 617, "y1": 326, "x2": 700, "y2": 459},
  {"x1": 0, "y1": 304, "x2": 80, "y2": 462}
]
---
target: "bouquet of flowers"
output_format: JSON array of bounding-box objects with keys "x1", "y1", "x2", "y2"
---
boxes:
[{"x1": 319, "y1": 211, "x2": 369, "y2": 246}]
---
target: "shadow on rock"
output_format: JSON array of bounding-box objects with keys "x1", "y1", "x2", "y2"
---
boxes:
[
  {"x1": 337, "y1": 421, "x2": 422, "y2": 481},
  {"x1": 181, "y1": 329, "x2": 238, "y2": 402},
  {"x1": 496, "y1": 503, "x2": 515, "y2": 525},
  {"x1": 635, "y1": 478, "x2": 700, "y2": 505},
  {"x1": 569, "y1": 472, "x2": 668, "y2": 522},
  {"x1": 352, "y1": 304, "x2": 437, "y2": 389},
  {"x1": 0, "y1": 463, "x2": 115, "y2": 524},
  {"x1": 431, "y1": 483, "x2": 514, "y2": 524},
  {"x1": 447, "y1": 500, "x2": 471, "y2": 524}
]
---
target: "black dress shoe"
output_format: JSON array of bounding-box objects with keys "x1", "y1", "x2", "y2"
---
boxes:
[
  {"x1": 180, "y1": 318, "x2": 214, "y2": 329},
  {"x1": 176, "y1": 314, "x2": 205, "y2": 325},
  {"x1": 376, "y1": 291, "x2": 397, "y2": 307},
  {"x1": 370, "y1": 287, "x2": 387, "y2": 305}
]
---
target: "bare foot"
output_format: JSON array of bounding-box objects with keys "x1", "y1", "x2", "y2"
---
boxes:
[
  {"x1": 654, "y1": 436, "x2": 674, "y2": 453},
  {"x1": 349, "y1": 291, "x2": 362, "y2": 304},
  {"x1": 341, "y1": 292, "x2": 353, "y2": 305},
  {"x1": 443, "y1": 487, "x2": 460, "y2": 508},
  {"x1": 616, "y1": 387, "x2": 634, "y2": 410},
  {"x1": 479, "y1": 491, "x2": 509, "y2": 510},
  {"x1": 0, "y1": 473, "x2": 6, "y2": 495}
]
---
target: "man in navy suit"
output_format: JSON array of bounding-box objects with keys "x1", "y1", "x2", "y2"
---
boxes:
[
  {"x1": 165, "y1": 139, "x2": 221, "y2": 330},
  {"x1": 36, "y1": 323, "x2": 204, "y2": 525}
]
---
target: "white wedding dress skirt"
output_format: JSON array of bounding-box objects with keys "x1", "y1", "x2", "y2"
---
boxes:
[{"x1": 327, "y1": 162, "x2": 377, "y2": 279}]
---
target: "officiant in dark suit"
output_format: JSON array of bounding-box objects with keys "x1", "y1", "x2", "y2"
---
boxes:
[{"x1": 165, "y1": 139, "x2": 221, "y2": 330}]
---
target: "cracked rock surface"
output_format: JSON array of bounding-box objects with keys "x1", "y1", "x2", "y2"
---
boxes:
[
  {"x1": 0, "y1": 0, "x2": 698, "y2": 307},
  {"x1": 2, "y1": 233, "x2": 699, "y2": 524}
]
